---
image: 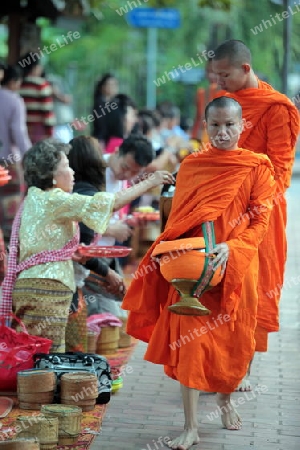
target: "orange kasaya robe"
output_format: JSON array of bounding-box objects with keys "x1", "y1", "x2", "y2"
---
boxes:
[
  {"x1": 191, "y1": 83, "x2": 219, "y2": 141},
  {"x1": 122, "y1": 147, "x2": 275, "y2": 393},
  {"x1": 215, "y1": 81, "x2": 300, "y2": 351}
]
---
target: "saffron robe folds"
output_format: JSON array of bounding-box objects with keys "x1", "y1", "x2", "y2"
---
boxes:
[
  {"x1": 122, "y1": 148, "x2": 275, "y2": 392},
  {"x1": 216, "y1": 82, "x2": 300, "y2": 346}
]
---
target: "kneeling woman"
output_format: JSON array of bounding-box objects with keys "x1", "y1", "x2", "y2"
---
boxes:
[{"x1": 0, "y1": 139, "x2": 174, "y2": 352}]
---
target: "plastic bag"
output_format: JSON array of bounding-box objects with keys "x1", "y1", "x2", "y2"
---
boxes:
[{"x1": 0, "y1": 315, "x2": 52, "y2": 391}]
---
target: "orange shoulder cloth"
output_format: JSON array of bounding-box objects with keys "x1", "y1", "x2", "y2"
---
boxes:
[{"x1": 216, "y1": 80, "x2": 299, "y2": 147}]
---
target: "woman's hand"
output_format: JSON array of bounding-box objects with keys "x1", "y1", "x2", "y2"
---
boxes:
[
  {"x1": 149, "y1": 171, "x2": 176, "y2": 188},
  {"x1": 104, "y1": 220, "x2": 133, "y2": 243},
  {"x1": 72, "y1": 251, "x2": 89, "y2": 264},
  {"x1": 211, "y1": 243, "x2": 229, "y2": 276},
  {"x1": 98, "y1": 268, "x2": 126, "y2": 297}
]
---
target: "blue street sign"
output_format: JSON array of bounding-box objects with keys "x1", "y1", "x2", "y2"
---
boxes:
[{"x1": 126, "y1": 7, "x2": 181, "y2": 29}]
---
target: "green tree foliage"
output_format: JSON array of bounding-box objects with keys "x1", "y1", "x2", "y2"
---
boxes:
[
  {"x1": 198, "y1": 0, "x2": 232, "y2": 11},
  {"x1": 38, "y1": 0, "x2": 299, "y2": 124}
]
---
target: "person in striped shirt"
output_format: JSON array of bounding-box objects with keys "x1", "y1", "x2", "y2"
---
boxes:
[{"x1": 19, "y1": 53, "x2": 55, "y2": 143}]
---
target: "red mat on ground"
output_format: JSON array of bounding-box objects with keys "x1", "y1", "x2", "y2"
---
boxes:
[
  {"x1": 0, "y1": 404, "x2": 107, "y2": 449},
  {"x1": 0, "y1": 340, "x2": 138, "y2": 448}
]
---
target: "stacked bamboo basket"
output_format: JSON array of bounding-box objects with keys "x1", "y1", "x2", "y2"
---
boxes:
[
  {"x1": 96, "y1": 326, "x2": 120, "y2": 354},
  {"x1": 14, "y1": 369, "x2": 85, "y2": 446},
  {"x1": 17, "y1": 370, "x2": 56, "y2": 410},
  {"x1": 0, "y1": 439, "x2": 40, "y2": 449},
  {"x1": 60, "y1": 373, "x2": 98, "y2": 411},
  {"x1": 41, "y1": 405, "x2": 82, "y2": 446},
  {"x1": 16, "y1": 416, "x2": 58, "y2": 450}
]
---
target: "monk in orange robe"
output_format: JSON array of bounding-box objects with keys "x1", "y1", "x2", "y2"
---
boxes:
[
  {"x1": 212, "y1": 40, "x2": 300, "y2": 390},
  {"x1": 122, "y1": 97, "x2": 275, "y2": 449}
]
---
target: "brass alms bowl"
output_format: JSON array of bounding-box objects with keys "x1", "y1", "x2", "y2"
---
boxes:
[{"x1": 151, "y1": 237, "x2": 223, "y2": 316}]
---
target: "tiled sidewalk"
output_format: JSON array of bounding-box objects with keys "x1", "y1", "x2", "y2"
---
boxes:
[{"x1": 92, "y1": 179, "x2": 300, "y2": 450}]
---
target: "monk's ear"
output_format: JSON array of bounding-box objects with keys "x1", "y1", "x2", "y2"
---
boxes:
[
  {"x1": 203, "y1": 119, "x2": 207, "y2": 129},
  {"x1": 241, "y1": 118, "x2": 246, "y2": 132},
  {"x1": 241, "y1": 63, "x2": 251, "y2": 74}
]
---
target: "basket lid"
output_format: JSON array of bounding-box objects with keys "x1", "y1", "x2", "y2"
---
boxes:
[
  {"x1": 17, "y1": 369, "x2": 55, "y2": 377},
  {"x1": 61, "y1": 372, "x2": 97, "y2": 382},
  {"x1": 41, "y1": 404, "x2": 82, "y2": 415}
]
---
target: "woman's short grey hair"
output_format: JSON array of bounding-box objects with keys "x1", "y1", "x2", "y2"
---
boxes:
[{"x1": 23, "y1": 139, "x2": 71, "y2": 190}]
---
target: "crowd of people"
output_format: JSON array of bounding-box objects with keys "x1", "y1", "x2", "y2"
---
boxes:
[
  {"x1": 0, "y1": 39, "x2": 299, "y2": 450},
  {"x1": 0, "y1": 51, "x2": 189, "y2": 349}
]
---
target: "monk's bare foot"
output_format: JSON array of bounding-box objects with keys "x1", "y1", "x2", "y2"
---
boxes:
[
  {"x1": 167, "y1": 429, "x2": 200, "y2": 449},
  {"x1": 235, "y1": 376, "x2": 251, "y2": 392},
  {"x1": 216, "y1": 393, "x2": 242, "y2": 430}
]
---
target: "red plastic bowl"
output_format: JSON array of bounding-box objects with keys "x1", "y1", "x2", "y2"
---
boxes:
[{"x1": 77, "y1": 245, "x2": 132, "y2": 258}]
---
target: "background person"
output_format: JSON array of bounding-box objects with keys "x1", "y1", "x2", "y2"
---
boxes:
[
  {"x1": 0, "y1": 64, "x2": 31, "y2": 245},
  {"x1": 18, "y1": 52, "x2": 55, "y2": 143},
  {"x1": 101, "y1": 93, "x2": 138, "y2": 154},
  {"x1": 68, "y1": 135, "x2": 125, "y2": 322},
  {"x1": 47, "y1": 73, "x2": 74, "y2": 144},
  {"x1": 92, "y1": 72, "x2": 119, "y2": 147},
  {"x1": 191, "y1": 57, "x2": 219, "y2": 142}
]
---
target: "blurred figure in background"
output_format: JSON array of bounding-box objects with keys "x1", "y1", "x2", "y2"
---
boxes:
[
  {"x1": 19, "y1": 52, "x2": 55, "y2": 143},
  {"x1": 135, "y1": 109, "x2": 177, "y2": 210},
  {"x1": 92, "y1": 73, "x2": 119, "y2": 148},
  {"x1": 67, "y1": 135, "x2": 125, "y2": 349},
  {"x1": 157, "y1": 101, "x2": 189, "y2": 143},
  {"x1": 0, "y1": 64, "x2": 31, "y2": 245},
  {"x1": 156, "y1": 101, "x2": 190, "y2": 167},
  {"x1": 191, "y1": 57, "x2": 219, "y2": 143},
  {"x1": 47, "y1": 73, "x2": 74, "y2": 144},
  {"x1": 0, "y1": 61, "x2": 4, "y2": 81},
  {"x1": 137, "y1": 109, "x2": 176, "y2": 172},
  {"x1": 101, "y1": 93, "x2": 138, "y2": 154}
]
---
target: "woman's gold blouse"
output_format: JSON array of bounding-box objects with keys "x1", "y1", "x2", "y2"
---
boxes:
[{"x1": 17, "y1": 187, "x2": 115, "y2": 292}]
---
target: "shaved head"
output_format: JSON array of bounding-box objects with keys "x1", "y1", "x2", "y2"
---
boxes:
[
  {"x1": 214, "y1": 40, "x2": 251, "y2": 66},
  {"x1": 205, "y1": 96, "x2": 242, "y2": 121}
]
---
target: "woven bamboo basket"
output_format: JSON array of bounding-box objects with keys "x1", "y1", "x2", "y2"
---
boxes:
[
  {"x1": 0, "y1": 439, "x2": 40, "y2": 449},
  {"x1": 17, "y1": 370, "x2": 56, "y2": 410},
  {"x1": 18, "y1": 392, "x2": 54, "y2": 404},
  {"x1": 17, "y1": 370, "x2": 56, "y2": 393},
  {"x1": 41, "y1": 405, "x2": 82, "y2": 445},
  {"x1": 60, "y1": 397, "x2": 96, "y2": 411},
  {"x1": 87, "y1": 330, "x2": 98, "y2": 353},
  {"x1": 96, "y1": 326, "x2": 120, "y2": 354},
  {"x1": 16, "y1": 415, "x2": 58, "y2": 450},
  {"x1": 18, "y1": 402, "x2": 44, "y2": 411},
  {"x1": 61, "y1": 372, "x2": 98, "y2": 412},
  {"x1": 118, "y1": 317, "x2": 132, "y2": 348}
]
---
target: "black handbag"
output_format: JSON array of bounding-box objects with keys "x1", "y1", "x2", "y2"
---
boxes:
[{"x1": 33, "y1": 352, "x2": 112, "y2": 404}]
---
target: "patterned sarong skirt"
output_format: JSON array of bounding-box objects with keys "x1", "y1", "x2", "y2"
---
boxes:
[{"x1": 12, "y1": 278, "x2": 73, "y2": 353}]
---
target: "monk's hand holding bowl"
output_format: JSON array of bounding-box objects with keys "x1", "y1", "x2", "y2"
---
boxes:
[{"x1": 211, "y1": 243, "x2": 229, "y2": 276}]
